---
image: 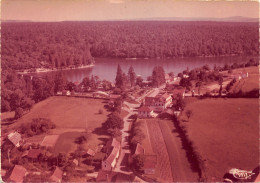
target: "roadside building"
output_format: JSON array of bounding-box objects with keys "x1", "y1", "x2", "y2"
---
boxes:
[
  {"x1": 5, "y1": 165, "x2": 28, "y2": 183},
  {"x1": 84, "y1": 148, "x2": 96, "y2": 157},
  {"x1": 138, "y1": 106, "x2": 154, "y2": 118},
  {"x1": 62, "y1": 90, "x2": 71, "y2": 96},
  {"x1": 7, "y1": 131, "x2": 22, "y2": 147},
  {"x1": 27, "y1": 149, "x2": 42, "y2": 161},
  {"x1": 50, "y1": 167, "x2": 63, "y2": 183},
  {"x1": 144, "y1": 93, "x2": 172, "y2": 112},
  {"x1": 142, "y1": 155, "x2": 157, "y2": 175},
  {"x1": 102, "y1": 138, "x2": 120, "y2": 171}
]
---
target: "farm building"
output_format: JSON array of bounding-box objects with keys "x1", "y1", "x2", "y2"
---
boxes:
[
  {"x1": 142, "y1": 155, "x2": 157, "y2": 175},
  {"x1": 138, "y1": 106, "x2": 154, "y2": 118},
  {"x1": 50, "y1": 167, "x2": 63, "y2": 183},
  {"x1": 84, "y1": 148, "x2": 96, "y2": 157},
  {"x1": 41, "y1": 135, "x2": 59, "y2": 147},
  {"x1": 27, "y1": 149, "x2": 42, "y2": 160},
  {"x1": 5, "y1": 165, "x2": 28, "y2": 183},
  {"x1": 102, "y1": 138, "x2": 120, "y2": 171},
  {"x1": 144, "y1": 93, "x2": 172, "y2": 112},
  {"x1": 7, "y1": 131, "x2": 22, "y2": 147}
]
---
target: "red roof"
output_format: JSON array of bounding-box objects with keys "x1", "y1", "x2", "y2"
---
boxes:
[
  {"x1": 134, "y1": 143, "x2": 145, "y2": 155},
  {"x1": 6, "y1": 165, "x2": 27, "y2": 183},
  {"x1": 145, "y1": 97, "x2": 164, "y2": 106},
  {"x1": 50, "y1": 167, "x2": 63, "y2": 182},
  {"x1": 8, "y1": 132, "x2": 22, "y2": 147},
  {"x1": 138, "y1": 106, "x2": 152, "y2": 112},
  {"x1": 143, "y1": 155, "x2": 157, "y2": 169},
  {"x1": 27, "y1": 149, "x2": 42, "y2": 159},
  {"x1": 103, "y1": 138, "x2": 120, "y2": 166}
]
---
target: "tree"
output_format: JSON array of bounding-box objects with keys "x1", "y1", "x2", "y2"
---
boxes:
[
  {"x1": 107, "y1": 128, "x2": 122, "y2": 138},
  {"x1": 15, "y1": 107, "x2": 24, "y2": 119},
  {"x1": 180, "y1": 78, "x2": 192, "y2": 90},
  {"x1": 115, "y1": 64, "x2": 124, "y2": 89},
  {"x1": 195, "y1": 81, "x2": 202, "y2": 96},
  {"x1": 185, "y1": 110, "x2": 193, "y2": 121},
  {"x1": 105, "y1": 112, "x2": 124, "y2": 130},
  {"x1": 114, "y1": 98, "x2": 123, "y2": 113},
  {"x1": 218, "y1": 76, "x2": 224, "y2": 96},
  {"x1": 152, "y1": 66, "x2": 165, "y2": 87},
  {"x1": 132, "y1": 154, "x2": 145, "y2": 172},
  {"x1": 173, "y1": 94, "x2": 186, "y2": 111},
  {"x1": 136, "y1": 76, "x2": 143, "y2": 87},
  {"x1": 128, "y1": 66, "x2": 136, "y2": 87},
  {"x1": 81, "y1": 76, "x2": 90, "y2": 91},
  {"x1": 54, "y1": 72, "x2": 67, "y2": 93}
]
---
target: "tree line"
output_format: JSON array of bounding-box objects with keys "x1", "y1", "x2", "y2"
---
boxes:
[{"x1": 2, "y1": 21, "x2": 258, "y2": 71}]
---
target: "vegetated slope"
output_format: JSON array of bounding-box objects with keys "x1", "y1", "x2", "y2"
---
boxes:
[
  {"x1": 183, "y1": 98, "x2": 259, "y2": 181},
  {"x1": 1, "y1": 21, "x2": 258, "y2": 70}
]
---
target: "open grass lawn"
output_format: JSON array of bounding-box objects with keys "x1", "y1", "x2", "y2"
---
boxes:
[
  {"x1": 3, "y1": 96, "x2": 110, "y2": 155},
  {"x1": 181, "y1": 98, "x2": 259, "y2": 181},
  {"x1": 10, "y1": 96, "x2": 109, "y2": 129},
  {"x1": 225, "y1": 66, "x2": 259, "y2": 93}
]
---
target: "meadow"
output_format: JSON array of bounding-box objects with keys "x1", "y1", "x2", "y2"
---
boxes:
[{"x1": 181, "y1": 98, "x2": 259, "y2": 181}]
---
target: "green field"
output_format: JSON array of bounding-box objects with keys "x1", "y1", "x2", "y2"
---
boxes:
[
  {"x1": 181, "y1": 98, "x2": 259, "y2": 181},
  {"x1": 229, "y1": 66, "x2": 259, "y2": 93},
  {"x1": 4, "y1": 96, "x2": 110, "y2": 154},
  {"x1": 10, "y1": 96, "x2": 109, "y2": 129}
]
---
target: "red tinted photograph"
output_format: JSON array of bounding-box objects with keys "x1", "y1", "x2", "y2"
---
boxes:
[{"x1": 1, "y1": 0, "x2": 259, "y2": 182}]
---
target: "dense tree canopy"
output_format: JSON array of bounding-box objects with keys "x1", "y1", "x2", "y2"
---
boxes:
[{"x1": 2, "y1": 21, "x2": 258, "y2": 70}]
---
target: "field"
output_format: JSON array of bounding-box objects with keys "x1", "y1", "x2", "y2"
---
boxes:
[
  {"x1": 180, "y1": 98, "x2": 259, "y2": 181},
  {"x1": 146, "y1": 119, "x2": 173, "y2": 182},
  {"x1": 229, "y1": 66, "x2": 259, "y2": 93},
  {"x1": 3, "y1": 96, "x2": 110, "y2": 154},
  {"x1": 9, "y1": 96, "x2": 109, "y2": 129}
]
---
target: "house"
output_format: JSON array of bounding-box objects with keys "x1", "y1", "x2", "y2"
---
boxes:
[
  {"x1": 62, "y1": 90, "x2": 71, "y2": 96},
  {"x1": 56, "y1": 91, "x2": 62, "y2": 95},
  {"x1": 142, "y1": 155, "x2": 157, "y2": 175},
  {"x1": 7, "y1": 131, "x2": 22, "y2": 147},
  {"x1": 5, "y1": 165, "x2": 28, "y2": 183},
  {"x1": 102, "y1": 138, "x2": 121, "y2": 171},
  {"x1": 27, "y1": 149, "x2": 42, "y2": 160},
  {"x1": 72, "y1": 159, "x2": 79, "y2": 166},
  {"x1": 138, "y1": 106, "x2": 154, "y2": 118},
  {"x1": 84, "y1": 148, "x2": 96, "y2": 157},
  {"x1": 50, "y1": 167, "x2": 63, "y2": 183},
  {"x1": 144, "y1": 93, "x2": 172, "y2": 112},
  {"x1": 134, "y1": 143, "x2": 145, "y2": 155}
]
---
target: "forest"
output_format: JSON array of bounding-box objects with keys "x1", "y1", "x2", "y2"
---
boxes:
[{"x1": 1, "y1": 21, "x2": 259, "y2": 70}]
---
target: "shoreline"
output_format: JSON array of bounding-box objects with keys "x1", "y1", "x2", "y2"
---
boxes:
[{"x1": 17, "y1": 64, "x2": 95, "y2": 75}]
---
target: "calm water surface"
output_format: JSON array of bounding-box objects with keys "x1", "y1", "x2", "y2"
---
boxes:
[{"x1": 55, "y1": 56, "x2": 255, "y2": 82}]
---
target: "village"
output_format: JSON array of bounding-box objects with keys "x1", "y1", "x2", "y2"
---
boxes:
[{"x1": 1, "y1": 61, "x2": 259, "y2": 182}]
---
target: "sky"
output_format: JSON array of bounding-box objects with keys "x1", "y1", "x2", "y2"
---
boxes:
[{"x1": 1, "y1": 0, "x2": 259, "y2": 22}]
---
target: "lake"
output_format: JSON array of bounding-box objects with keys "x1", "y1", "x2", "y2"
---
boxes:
[{"x1": 48, "y1": 56, "x2": 256, "y2": 83}]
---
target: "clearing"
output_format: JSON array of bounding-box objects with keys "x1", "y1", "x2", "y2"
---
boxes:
[
  {"x1": 2, "y1": 96, "x2": 110, "y2": 154},
  {"x1": 181, "y1": 98, "x2": 259, "y2": 181}
]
